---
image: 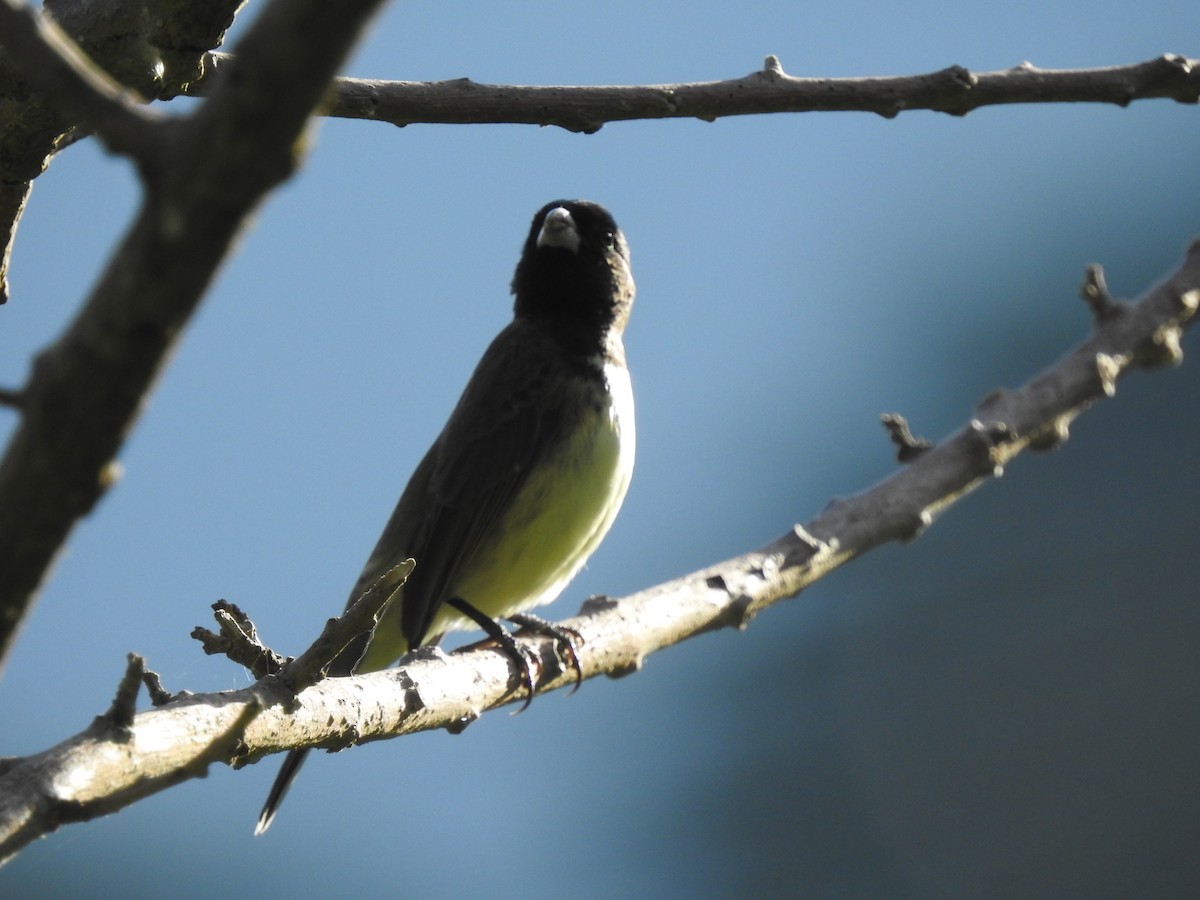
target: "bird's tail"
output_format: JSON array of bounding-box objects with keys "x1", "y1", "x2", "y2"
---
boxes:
[
  {"x1": 252, "y1": 568, "x2": 416, "y2": 834},
  {"x1": 254, "y1": 748, "x2": 310, "y2": 835}
]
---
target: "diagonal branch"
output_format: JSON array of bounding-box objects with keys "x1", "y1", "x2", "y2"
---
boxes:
[
  {"x1": 1, "y1": 240, "x2": 1196, "y2": 863},
  {"x1": 198, "y1": 52, "x2": 1200, "y2": 133},
  {"x1": 0, "y1": 0, "x2": 389, "y2": 672}
]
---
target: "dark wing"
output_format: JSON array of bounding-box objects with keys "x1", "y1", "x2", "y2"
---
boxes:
[{"x1": 347, "y1": 319, "x2": 577, "y2": 650}]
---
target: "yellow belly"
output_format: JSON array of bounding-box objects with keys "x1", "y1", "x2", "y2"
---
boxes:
[
  {"x1": 429, "y1": 361, "x2": 634, "y2": 637},
  {"x1": 355, "y1": 361, "x2": 634, "y2": 672}
]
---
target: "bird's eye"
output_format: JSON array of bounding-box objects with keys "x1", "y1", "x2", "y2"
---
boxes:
[{"x1": 602, "y1": 232, "x2": 617, "y2": 250}]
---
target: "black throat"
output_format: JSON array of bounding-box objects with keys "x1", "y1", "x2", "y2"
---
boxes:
[{"x1": 511, "y1": 250, "x2": 622, "y2": 361}]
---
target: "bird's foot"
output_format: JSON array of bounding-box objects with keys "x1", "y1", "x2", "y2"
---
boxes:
[
  {"x1": 446, "y1": 597, "x2": 541, "y2": 711},
  {"x1": 507, "y1": 612, "x2": 584, "y2": 693}
]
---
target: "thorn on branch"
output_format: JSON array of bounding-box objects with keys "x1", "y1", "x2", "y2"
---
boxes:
[
  {"x1": 725, "y1": 592, "x2": 758, "y2": 632},
  {"x1": 443, "y1": 686, "x2": 480, "y2": 735},
  {"x1": 1028, "y1": 415, "x2": 1072, "y2": 452},
  {"x1": 99, "y1": 652, "x2": 147, "y2": 734},
  {"x1": 579, "y1": 593, "x2": 619, "y2": 615},
  {"x1": 941, "y1": 65, "x2": 977, "y2": 90},
  {"x1": 903, "y1": 508, "x2": 934, "y2": 542},
  {"x1": 445, "y1": 715, "x2": 477, "y2": 736},
  {"x1": 881, "y1": 413, "x2": 933, "y2": 462},
  {"x1": 73, "y1": 459, "x2": 125, "y2": 520},
  {"x1": 98, "y1": 459, "x2": 123, "y2": 491},
  {"x1": 1153, "y1": 287, "x2": 1200, "y2": 367},
  {"x1": 966, "y1": 419, "x2": 1010, "y2": 478},
  {"x1": 1080, "y1": 264, "x2": 1123, "y2": 321},
  {"x1": 1154, "y1": 53, "x2": 1195, "y2": 92},
  {"x1": 1176, "y1": 286, "x2": 1200, "y2": 318},
  {"x1": 1094, "y1": 352, "x2": 1124, "y2": 397},
  {"x1": 140, "y1": 665, "x2": 177, "y2": 706},
  {"x1": 928, "y1": 65, "x2": 978, "y2": 116},
  {"x1": 1136, "y1": 324, "x2": 1185, "y2": 368},
  {"x1": 192, "y1": 599, "x2": 288, "y2": 680},
  {"x1": 606, "y1": 656, "x2": 644, "y2": 680}
]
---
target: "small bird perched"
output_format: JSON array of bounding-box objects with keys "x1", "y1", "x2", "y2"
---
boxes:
[{"x1": 255, "y1": 200, "x2": 636, "y2": 834}]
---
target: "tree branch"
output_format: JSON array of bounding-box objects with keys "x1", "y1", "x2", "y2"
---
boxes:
[
  {"x1": 0, "y1": 0, "x2": 246, "y2": 304},
  {"x1": 1, "y1": 240, "x2": 1195, "y2": 863},
  {"x1": 0, "y1": 0, "x2": 389, "y2": 671},
  {"x1": 3, "y1": 27, "x2": 1195, "y2": 301},
  {"x1": 199, "y1": 52, "x2": 1200, "y2": 133},
  {"x1": 0, "y1": 0, "x2": 160, "y2": 160}
]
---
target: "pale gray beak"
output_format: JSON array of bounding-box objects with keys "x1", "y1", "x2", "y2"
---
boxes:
[{"x1": 536, "y1": 207, "x2": 581, "y2": 253}]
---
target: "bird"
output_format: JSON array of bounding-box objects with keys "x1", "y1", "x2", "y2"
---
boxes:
[{"x1": 254, "y1": 199, "x2": 637, "y2": 834}]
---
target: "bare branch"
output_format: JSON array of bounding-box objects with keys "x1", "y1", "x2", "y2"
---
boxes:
[
  {"x1": 0, "y1": 0, "x2": 245, "y2": 304},
  {"x1": 190, "y1": 561, "x2": 414, "y2": 688},
  {"x1": 0, "y1": 1, "x2": 161, "y2": 161},
  {"x1": 0, "y1": 0, "x2": 390, "y2": 671},
  {"x1": 1, "y1": 241, "x2": 1195, "y2": 863},
  {"x1": 3, "y1": 32, "x2": 1194, "y2": 300},
  {"x1": 101, "y1": 652, "x2": 148, "y2": 730},
  {"x1": 192, "y1": 601, "x2": 290, "y2": 680},
  {"x1": 197, "y1": 52, "x2": 1200, "y2": 133}
]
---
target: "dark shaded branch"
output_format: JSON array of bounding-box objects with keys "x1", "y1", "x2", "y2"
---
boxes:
[
  {"x1": 0, "y1": 0, "x2": 245, "y2": 304},
  {"x1": 0, "y1": 1, "x2": 160, "y2": 159},
  {"x1": 0, "y1": 0, "x2": 389, "y2": 671},
  {"x1": 1, "y1": 241, "x2": 1196, "y2": 862},
  {"x1": 198, "y1": 52, "x2": 1200, "y2": 133}
]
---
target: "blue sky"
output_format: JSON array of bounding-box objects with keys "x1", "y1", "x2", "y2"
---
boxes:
[{"x1": 3, "y1": 2, "x2": 1199, "y2": 897}]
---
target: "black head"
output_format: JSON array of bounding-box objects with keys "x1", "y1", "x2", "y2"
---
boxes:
[{"x1": 510, "y1": 200, "x2": 635, "y2": 341}]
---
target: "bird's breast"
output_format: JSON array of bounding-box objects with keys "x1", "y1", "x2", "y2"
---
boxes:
[{"x1": 452, "y1": 359, "x2": 635, "y2": 618}]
